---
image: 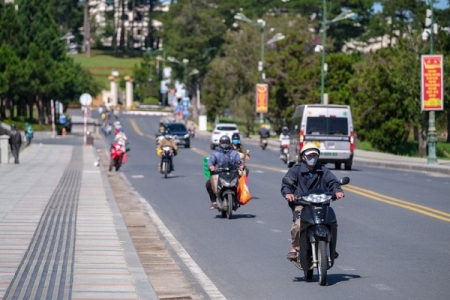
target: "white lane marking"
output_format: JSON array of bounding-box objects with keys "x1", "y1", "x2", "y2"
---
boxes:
[
  {"x1": 372, "y1": 284, "x2": 393, "y2": 291},
  {"x1": 252, "y1": 170, "x2": 264, "y2": 173},
  {"x1": 138, "y1": 197, "x2": 227, "y2": 300},
  {"x1": 256, "y1": 220, "x2": 265, "y2": 224},
  {"x1": 336, "y1": 265, "x2": 356, "y2": 271},
  {"x1": 271, "y1": 229, "x2": 281, "y2": 233},
  {"x1": 131, "y1": 175, "x2": 144, "y2": 178}
]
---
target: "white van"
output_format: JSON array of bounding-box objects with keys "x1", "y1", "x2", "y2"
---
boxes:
[{"x1": 287, "y1": 104, "x2": 354, "y2": 170}]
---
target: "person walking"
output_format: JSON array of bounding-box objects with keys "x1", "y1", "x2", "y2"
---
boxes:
[{"x1": 9, "y1": 124, "x2": 22, "y2": 164}]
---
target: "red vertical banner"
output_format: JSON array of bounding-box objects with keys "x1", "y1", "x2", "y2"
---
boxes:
[
  {"x1": 421, "y1": 54, "x2": 444, "y2": 111},
  {"x1": 255, "y1": 83, "x2": 268, "y2": 113}
]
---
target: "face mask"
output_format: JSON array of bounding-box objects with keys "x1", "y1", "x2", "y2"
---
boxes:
[
  {"x1": 304, "y1": 156, "x2": 318, "y2": 167},
  {"x1": 232, "y1": 140, "x2": 239, "y2": 145}
]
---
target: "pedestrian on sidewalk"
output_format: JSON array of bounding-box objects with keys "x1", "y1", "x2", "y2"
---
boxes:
[{"x1": 9, "y1": 124, "x2": 22, "y2": 164}]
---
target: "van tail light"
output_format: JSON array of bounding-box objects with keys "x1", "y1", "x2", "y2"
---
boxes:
[
  {"x1": 350, "y1": 131, "x2": 355, "y2": 152},
  {"x1": 298, "y1": 130, "x2": 304, "y2": 151}
]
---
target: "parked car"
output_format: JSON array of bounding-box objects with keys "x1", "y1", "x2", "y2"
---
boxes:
[
  {"x1": 210, "y1": 123, "x2": 239, "y2": 150},
  {"x1": 164, "y1": 122, "x2": 190, "y2": 148}
]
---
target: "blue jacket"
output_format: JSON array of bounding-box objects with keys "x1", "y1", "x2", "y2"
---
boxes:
[
  {"x1": 281, "y1": 161, "x2": 343, "y2": 199},
  {"x1": 208, "y1": 147, "x2": 242, "y2": 169}
]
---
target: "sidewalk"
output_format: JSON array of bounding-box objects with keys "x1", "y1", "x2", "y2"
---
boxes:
[
  {"x1": 194, "y1": 130, "x2": 450, "y2": 175},
  {"x1": 0, "y1": 144, "x2": 157, "y2": 299}
]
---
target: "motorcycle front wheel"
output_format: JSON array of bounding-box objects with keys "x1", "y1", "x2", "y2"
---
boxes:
[
  {"x1": 226, "y1": 194, "x2": 233, "y2": 219},
  {"x1": 109, "y1": 159, "x2": 114, "y2": 171},
  {"x1": 163, "y1": 161, "x2": 169, "y2": 178},
  {"x1": 317, "y1": 240, "x2": 328, "y2": 286}
]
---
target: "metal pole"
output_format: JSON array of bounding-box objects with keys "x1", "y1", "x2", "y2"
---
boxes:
[
  {"x1": 162, "y1": 49, "x2": 166, "y2": 106},
  {"x1": 320, "y1": 0, "x2": 327, "y2": 105},
  {"x1": 260, "y1": 24, "x2": 265, "y2": 123},
  {"x1": 83, "y1": 105, "x2": 87, "y2": 146},
  {"x1": 427, "y1": 0, "x2": 437, "y2": 164},
  {"x1": 184, "y1": 63, "x2": 188, "y2": 98},
  {"x1": 51, "y1": 99, "x2": 56, "y2": 137}
]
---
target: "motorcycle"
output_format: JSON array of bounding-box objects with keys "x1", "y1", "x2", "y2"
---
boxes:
[
  {"x1": 280, "y1": 144, "x2": 290, "y2": 165},
  {"x1": 102, "y1": 122, "x2": 112, "y2": 136},
  {"x1": 109, "y1": 140, "x2": 126, "y2": 171},
  {"x1": 160, "y1": 145, "x2": 174, "y2": 178},
  {"x1": 260, "y1": 138, "x2": 268, "y2": 150},
  {"x1": 282, "y1": 176, "x2": 350, "y2": 286},
  {"x1": 211, "y1": 164, "x2": 240, "y2": 219},
  {"x1": 189, "y1": 128, "x2": 195, "y2": 138}
]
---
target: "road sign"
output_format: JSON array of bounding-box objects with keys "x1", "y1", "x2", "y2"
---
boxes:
[{"x1": 79, "y1": 93, "x2": 92, "y2": 106}]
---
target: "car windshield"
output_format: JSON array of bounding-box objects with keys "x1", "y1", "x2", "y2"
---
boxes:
[
  {"x1": 166, "y1": 124, "x2": 187, "y2": 132},
  {"x1": 306, "y1": 117, "x2": 348, "y2": 135},
  {"x1": 216, "y1": 126, "x2": 237, "y2": 131}
]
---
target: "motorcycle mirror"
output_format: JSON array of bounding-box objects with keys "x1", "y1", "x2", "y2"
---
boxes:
[
  {"x1": 339, "y1": 177, "x2": 350, "y2": 185},
  {"x1": 282, "y1": 177, "x2": 295, "y2": 187}
]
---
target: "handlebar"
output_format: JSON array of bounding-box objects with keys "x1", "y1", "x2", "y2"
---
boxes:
[{"x1": 210, "y1": 167, "x2": 239, "y2": 175}]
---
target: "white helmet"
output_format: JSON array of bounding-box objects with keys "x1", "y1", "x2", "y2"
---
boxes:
[{"x1": 300, "y1": 143, "x2": 320, "y2": 156}]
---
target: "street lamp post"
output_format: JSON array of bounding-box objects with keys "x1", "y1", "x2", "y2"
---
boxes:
[
  {"x1": 319, "y1": 3, "x2": 355, "y2": 104},
  {"x1": 426, "y1": 1, "x2": 438, "y2": 164},
  {"x1": 234, "y1": 13, "x2": 285, "y2": 124}
]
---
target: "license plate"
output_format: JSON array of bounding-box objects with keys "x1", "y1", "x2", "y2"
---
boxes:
[{"x1": 283, "y1": 148, "x2": 288, "y2": 154}]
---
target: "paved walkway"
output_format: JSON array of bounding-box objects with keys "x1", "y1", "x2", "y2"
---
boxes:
[{"x1": 0, "y1": 144, "x2": 157, "y2": 299}]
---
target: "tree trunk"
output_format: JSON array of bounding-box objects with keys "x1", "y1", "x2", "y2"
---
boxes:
[
  {"x1": 0, "y1": 98, "x2": 5, "y2": 119},
  {"x1": 419, "y1": 124, "x2": 427, "y2": 157},
  {"x1": 119, "y1": 0, "x2": 126, "y2": 52}
]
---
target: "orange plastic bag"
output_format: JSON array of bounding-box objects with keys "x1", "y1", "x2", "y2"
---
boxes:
[{"x1": 237, "y1": 175, "x2": 251, "y2": 205}]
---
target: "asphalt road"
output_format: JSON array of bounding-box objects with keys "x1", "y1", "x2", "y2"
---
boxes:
[{"x1": 38, "y1": 110, "x2": 450, "y2": 300}]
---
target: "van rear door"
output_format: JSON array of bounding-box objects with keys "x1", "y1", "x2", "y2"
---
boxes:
[{"x1": 304, "y1": 106, "x2": 352, "y2": 160}]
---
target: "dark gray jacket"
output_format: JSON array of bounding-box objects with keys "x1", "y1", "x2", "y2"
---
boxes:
[
  {"x1": 9, "y1": 129, "x2": 22, "y2": 145},
  {"x1": 281, "y1": 161, "x2": 343, "y2": 202}
]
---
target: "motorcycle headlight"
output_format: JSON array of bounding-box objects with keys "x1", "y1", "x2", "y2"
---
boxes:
[
  {"x1": 302, "y1": 194, "x2": 332, "y2": 203},
  {"x1": 219, "y1": 177, "x2": 230, "y2": 187},
  {"x1": 230, "y1": 177, "x2": 238, "y2": 187},
  {"x1": 184, "y1": 134, "x2": 189, "y2": 138}
]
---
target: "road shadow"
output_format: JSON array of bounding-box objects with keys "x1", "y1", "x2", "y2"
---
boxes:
[
  {"x1": 160, "y1": 175, "x2": 186, "y2": 179},
  {"x1": 293, "y1": 273, "x2": 362, "y2": 285},
  {"x1": 214, "y1": 214, "x2": 256, "y2": 219}
]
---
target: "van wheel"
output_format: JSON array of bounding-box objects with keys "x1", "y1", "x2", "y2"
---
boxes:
[
  {"x1": 210, "y1": 143, "x2": 215, "y2": 150},
  {"x1": 335, "y1": 163, "x2": 341, "y2": 170},
  {"x1": 288, "y1": 162, "x2": 294, "y2": 168},
  {"x1": 344, "y1": 163, "x2": 352, "y2": 170}
]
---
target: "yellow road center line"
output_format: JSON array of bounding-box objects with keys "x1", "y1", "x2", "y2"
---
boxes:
[{"x1": 129, "y1": 119, "x2": 144, "y2": 136}]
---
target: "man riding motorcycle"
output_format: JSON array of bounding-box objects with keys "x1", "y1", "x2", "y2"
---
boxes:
[
  {"x1": 280, "y1": 143, "x2": 345, "y2": 260},
  {"x1": 258, "y1": 124, "x2": 270, "y2": 147},
  {"x1": 158, "y1": 129, "x2": 178, "y2": 172},
  {"x1": 231, "y1": 133, "x2": 250, "y2": 176},
  {"x1": 205, "y1": 135, "x2": 242, "y2": 210}
]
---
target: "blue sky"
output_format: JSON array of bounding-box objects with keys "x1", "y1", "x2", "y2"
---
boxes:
[{"x1": 374, "y1": 0, "x2": 449, "y2": 12}]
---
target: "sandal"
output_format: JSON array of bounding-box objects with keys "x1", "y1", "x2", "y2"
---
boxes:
[
  {"x1": 286, "y1": 251, "x2": 297, "y2": 261},
  {"x1": 210, "y1": 202, "x2": 217, "y2": 210}
]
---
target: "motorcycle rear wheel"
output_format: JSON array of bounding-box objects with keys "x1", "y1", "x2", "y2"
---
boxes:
[
  {"x1": 317, "y1": 240, "x2": 328, "y2": 286},
  {"x1": 115, "y1": 157, "x2": 122, "y2": 171},
  {"x1": 226, "y1": 194, "x2": 233, "y2": 219}
]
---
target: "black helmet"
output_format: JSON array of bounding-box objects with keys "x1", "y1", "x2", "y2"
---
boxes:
[
  {"x1": 282, "y1": 126, "x2": 289, "y2": 135},
  {"x1": 231, "y1": 133, "x2": 240, "y2": 145},
  {"x1": 11, "y1": 124, "x2": 16, "y2": 129},
  {"x1": 219, "y1": 135, "x2": 231, "y2": 150}
]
